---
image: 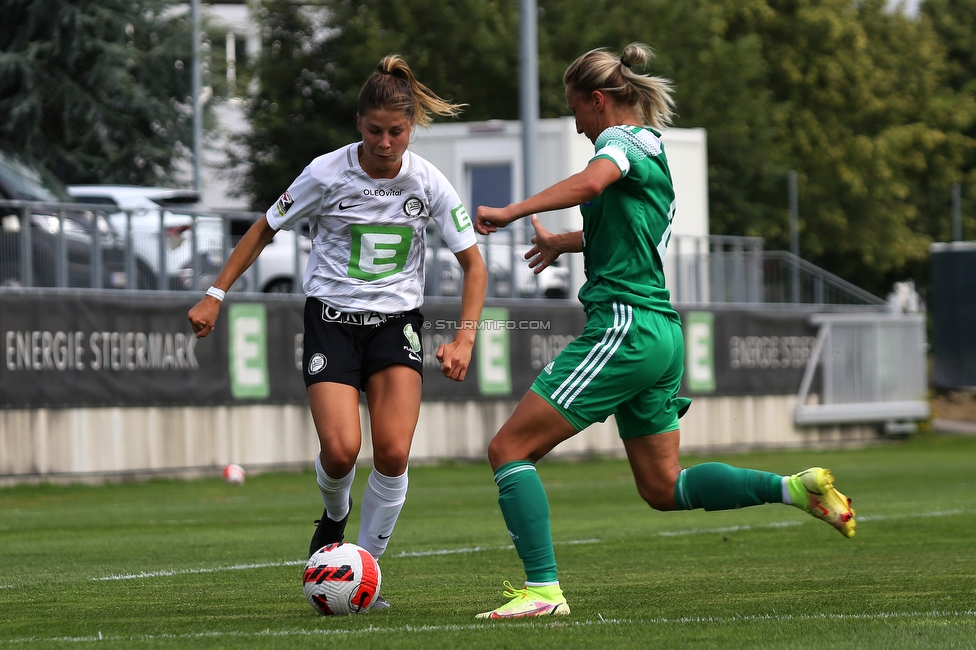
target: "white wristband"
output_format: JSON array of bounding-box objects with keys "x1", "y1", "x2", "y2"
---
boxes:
[{"x1": 206, "y1": 286, "x2": 226, "y2": 302}]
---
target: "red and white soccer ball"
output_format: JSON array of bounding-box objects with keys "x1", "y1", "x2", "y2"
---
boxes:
[
  {"x1": 222, "y1": 463, "x2": 246, "y2": 485},
  {"x1": 303, "y1": 542, "x2": 382, "y2": 616}
]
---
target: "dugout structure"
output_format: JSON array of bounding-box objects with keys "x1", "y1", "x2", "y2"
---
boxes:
[{"x1": 930, "y1": 242, "x2": 976, "y2": 389}]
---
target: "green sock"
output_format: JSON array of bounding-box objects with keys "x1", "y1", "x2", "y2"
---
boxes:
[
  {"x1": 673, "y1": 462, "x2": 783, "y2": 511},
  {"x1": 494, "y1": 461, "x2": 558, "y2": 584}
]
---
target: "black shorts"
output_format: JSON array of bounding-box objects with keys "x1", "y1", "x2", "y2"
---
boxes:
[{"x1": 302, "y1": 298, "x2": 424, "y2": 390}]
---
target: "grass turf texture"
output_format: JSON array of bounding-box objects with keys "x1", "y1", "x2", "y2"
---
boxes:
[{"x1": 1, "y1": 434, "x2": 974, "y2": 649}]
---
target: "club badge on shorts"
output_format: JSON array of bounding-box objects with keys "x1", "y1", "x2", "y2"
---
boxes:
[
  {"x1": 402, "y1": 324, "x2": 422, "y2": 363},
  {"x1": 308, "y1": 353, "x2": 327, "y2": 375}
]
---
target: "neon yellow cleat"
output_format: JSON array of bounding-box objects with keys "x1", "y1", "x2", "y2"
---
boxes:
[
  {"x1": 787, "y1": 467, "x2": 856, "y2": 538},
  {"x1": 476, "y1": 581, "x2": 570, "y2": 619}
]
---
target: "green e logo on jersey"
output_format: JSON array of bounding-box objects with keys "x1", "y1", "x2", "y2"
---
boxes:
[
  {"x1": 348, "y1": 225, "x2": 412, "y2": 281},
  {"x1": 451, "y1": 205, "x2": 472, "y2": 232}
]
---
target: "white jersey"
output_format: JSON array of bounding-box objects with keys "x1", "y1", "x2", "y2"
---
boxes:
[{"x1": 265, "y1": 143, "x2": 477, "y2": 313}]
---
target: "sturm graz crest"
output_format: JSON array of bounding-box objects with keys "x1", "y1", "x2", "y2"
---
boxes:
[
  {"x1": 308, "y1": 353, "x2": 327, "y2": 375},
  {"x1": 403, "y1": 197, "x2": 423, "y2": 217}
]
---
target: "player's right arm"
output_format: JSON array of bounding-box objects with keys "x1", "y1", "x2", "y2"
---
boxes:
[
  {"x1": 187, "y1": 216, "x2": 277, "y2": 338},
  {"x1": 189, "y1": 161, "x2": 325, "y2": 339}
]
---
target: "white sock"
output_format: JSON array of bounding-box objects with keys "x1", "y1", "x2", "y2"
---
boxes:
[
  {"x1": 357, "y1": 467, "x2": 408, "y2": 559},
  {"x1": 314, "y1": 454, "x2": 354, "y2": 522}
]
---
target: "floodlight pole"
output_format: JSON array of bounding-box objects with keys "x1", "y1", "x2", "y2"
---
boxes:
[
  {"x1": 789, "y1": 169, "x2": 800, "y2": 303},
  {"x1": 952, "y1": 182, "x2": 962, "y2": 241},
  {"x1": 519, "y1": 0, "x2": 539, "y2": 242},
  {"x1": 191, "y1": 0, "x2": 203, "y2": 192}
]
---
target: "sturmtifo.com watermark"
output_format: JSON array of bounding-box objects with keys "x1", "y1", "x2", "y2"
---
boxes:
[{"x1": 423, "y1": 319, "x2": 551, "y2": 331}]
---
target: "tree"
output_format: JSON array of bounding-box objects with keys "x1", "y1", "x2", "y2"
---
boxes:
[
  {"x1": 237, "y1": 0, "x2": 522, "y2": 210},
  {"x1": 537, "y1": 0, "x2": 791, "y2": 248},
  {"x1": 922, "y1": 0, "x2": 976, "y2": 244},
  {"x1": 922, "y1": 0, "x2": 976, "y2": 92},
  {"x1": 540, "y1": 0, "x2": 974, "y2": 294},
  {"x1": 232, "y1": 1, "x2": 347, "y2": 209},
  {"x1": 238, "y1": 0, "x2": 974, "y2": 295},
  {"x1": 753, "y1": 0, "x2": 973, "y2": 292},
  {"x1": 0, "y1": 0, "x2": 194, "y2": 185}
]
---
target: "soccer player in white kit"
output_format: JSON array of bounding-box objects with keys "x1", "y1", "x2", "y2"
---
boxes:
[{"x1": 188, "y1": 55, "x2": 487, "y2": 609}]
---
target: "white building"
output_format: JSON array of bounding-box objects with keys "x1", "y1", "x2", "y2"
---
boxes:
[
  {"x1": 174, "y1": 1, "x2": 260, "y2": 210},
  {"x1": 409, "y1": 117, "x2": 709, "y2": 296}
]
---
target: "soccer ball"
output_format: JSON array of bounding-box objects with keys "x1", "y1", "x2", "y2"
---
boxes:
[
  {"x1": 222, "y1": 463, "x2": 246, "y2": 485},
  {"x1": 303, "y1": 542, "x2": 382, "y2": 615}
]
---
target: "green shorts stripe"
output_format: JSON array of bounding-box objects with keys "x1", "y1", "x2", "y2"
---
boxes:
[
  {"x1": 531, "y1": 301, "x2": 692, "y2": 439},
  {"x1": 550, "y1": 302, "x2": 633, "y2": 409}
]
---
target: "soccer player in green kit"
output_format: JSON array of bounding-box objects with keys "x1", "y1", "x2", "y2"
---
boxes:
[{"x1": 473, "y1": 42, "x2": 856, "y2": 619}]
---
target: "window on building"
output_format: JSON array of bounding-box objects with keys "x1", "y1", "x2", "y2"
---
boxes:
[{"x1": 468, "y1": 164, "x2": 512, "y2": 213}]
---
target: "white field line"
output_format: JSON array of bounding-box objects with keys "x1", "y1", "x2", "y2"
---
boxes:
[
  {"x1": 393, "y1": 537, "x2": 599, "y2": 558},
  {"x1": 150, "y1": 516, "x2": 309, "y2": 526},
  {"x1": 0, "y1": 619, "x2": 629, "y2": 645},
  {"x1": 91, "y1": 538, "x2": 601, "y2": 582},
  {"x1": 3, "y1": 611, "x2": 976, "y2": 645},
  {"x1": 855, "y1": 507, "x2": 969, "y2": 522},
  {"x1": 89, "y1": 507, "x2": 974, "y2": 582},
  {"x1": 656, "y1": 507, "x2": 974, "y2": 537},
  {"x1": 657, "y1": 521, "x2": 803, "y2": 537},
  {"x1": 93, "y1": 560, "x2": 306, "y2": 581}
]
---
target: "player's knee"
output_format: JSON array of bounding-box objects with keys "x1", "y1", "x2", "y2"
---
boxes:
[
  {"x1": 486, "y1": 436, "x2": 506, "y2": 470},
  {"x1": 319, "y1": 451, "x2": 357, "y2": 477},
  {"x1": 487, "y1": 433, "x2": 525, "y2": 470},
  {"x1": 372, "y1": 444, "x2": 410, "y2": 477},
  {"x1": 636, "y1": 480, "x2": 677, "y2": 512}
]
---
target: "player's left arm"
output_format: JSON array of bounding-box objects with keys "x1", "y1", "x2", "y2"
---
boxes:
[
  {"x1": 435, "y1": 244, "x2": 487, "y2": 382},
  {"x1": 475, "y1": 158, "x2": 621, "y2": 234},
  {"x1": 524, "y1": 215, "x2": 584, "y2": 274}
]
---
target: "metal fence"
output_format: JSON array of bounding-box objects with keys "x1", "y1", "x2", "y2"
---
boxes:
[
  {"x1": 0, "y1": 199, "x2": 571, "y2": 299},
  {"x1": 425, "y1": 226, "x2": 571, "y2": 300},
  {"x1": 2, "y1": 199, "x2": 886, "y2": 307},
  {"x1": 794, "y1": 313, "x2": 929, "y2": 426},
  {"x1": 0, "y1": 199, "x2": 304, "y2": 294},
  {"x1": 666, "y1": 235, "x2": 887, "y2": 307}
]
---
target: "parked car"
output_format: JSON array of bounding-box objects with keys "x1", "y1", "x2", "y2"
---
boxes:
[
  {"x1": 66, "y1": 186, "x2": 310, "y2": 293},
  {"x1": 66, "y1": 185, "x2": 223, "y2": 291},
  {"x1": 424, "y1": 238, "x2": 570, "y2": 299},
  {"x1": 226, "y1": 215, "x2": 311, "y2": 294},
  {"x1": 0, "y1": 145, "x2": 155, "y2": 289}
]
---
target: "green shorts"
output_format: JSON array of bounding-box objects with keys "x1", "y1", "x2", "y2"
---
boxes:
[{"x1": 531, "y1": 301, "x2": 692, "y2": 439}]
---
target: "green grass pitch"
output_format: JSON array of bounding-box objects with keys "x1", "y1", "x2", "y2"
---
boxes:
[{"x1": 1, "y1": 434, "x2": 974, "y2": 649}]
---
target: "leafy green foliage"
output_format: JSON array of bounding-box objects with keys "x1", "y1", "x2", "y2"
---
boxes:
[
  {"x1": 231, "y1": 1, "x2": 340, "y2": 209},
  {"x1": 239, "y1": 0, "x2": 975, "y2": 294},
  {"x1": 549, "y1": 0, "x2": 974, "y2": 294},
  {"x1": 0, "y1": 0, "x2": 194, "y2": 185},
  {"x1": 922, "y1": 0, "x2": 976, "y2": 247},
  {"x1": 1, "y1": 435, "x2": 975, "y2": 648},
  {"x1": 922, "y1": 0, "x2": 976, "y2": 92},
  {"x1": 238, "y1": 0, "x2": 521, "y2": 210}
]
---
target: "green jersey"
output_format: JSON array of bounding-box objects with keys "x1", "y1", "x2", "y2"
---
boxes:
[{"x1": 577, "y1": 125, "x2": 677, "y2": 316}]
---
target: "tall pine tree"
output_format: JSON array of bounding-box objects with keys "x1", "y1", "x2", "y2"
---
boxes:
[{"x1": 0, "y1": 0, "x2": 194, "y2": 185}]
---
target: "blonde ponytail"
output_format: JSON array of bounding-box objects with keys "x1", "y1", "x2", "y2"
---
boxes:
[{"x1": 358, "y1": 55, "x2": 464, "y2": 127}]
